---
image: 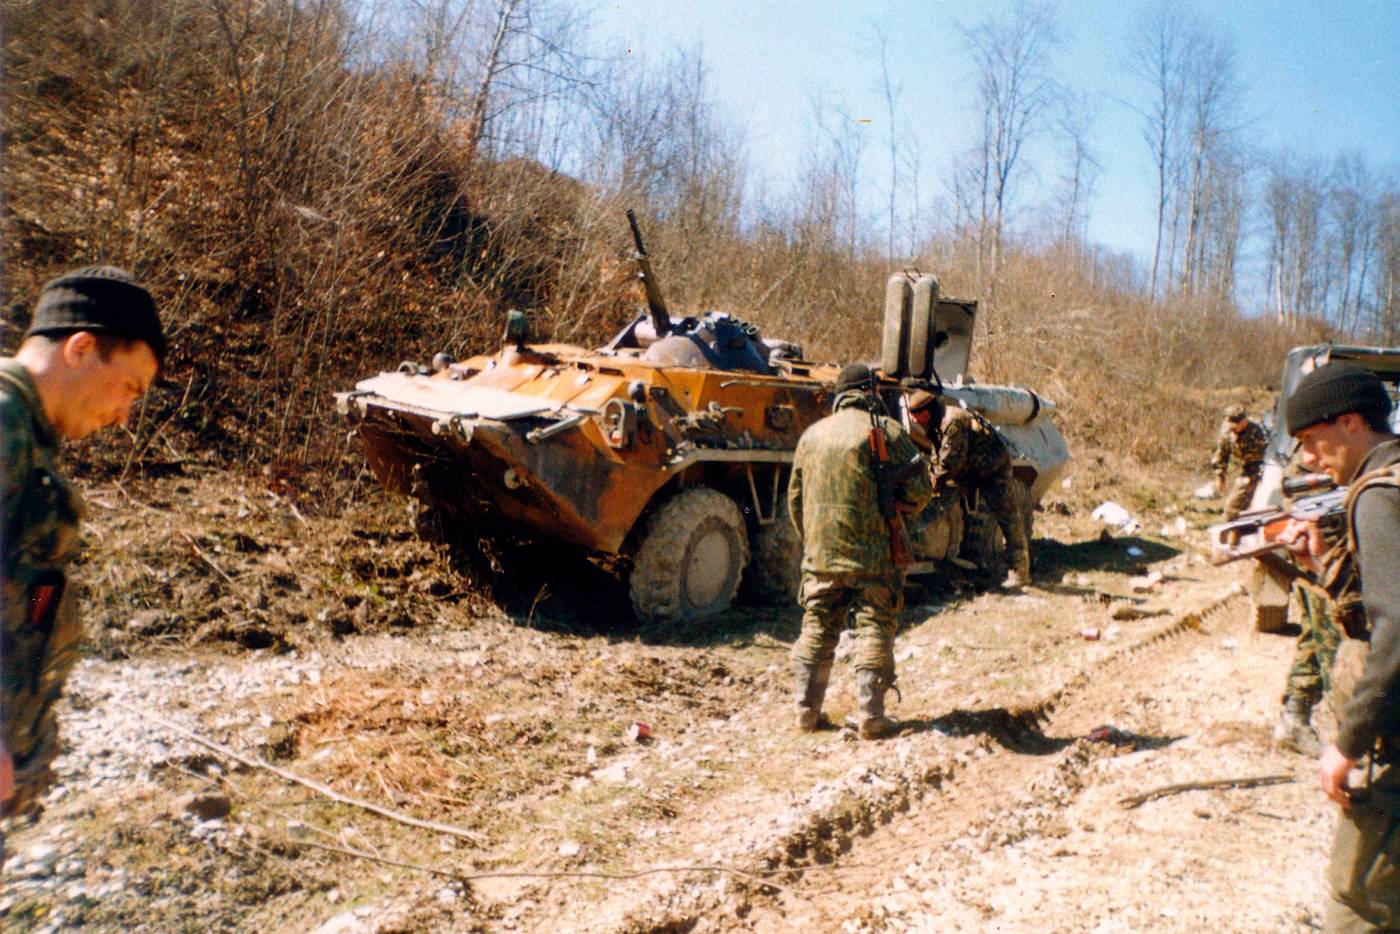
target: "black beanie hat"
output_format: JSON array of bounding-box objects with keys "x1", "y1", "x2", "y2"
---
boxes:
[
  {"x1": 25, "y1": 266, "x2": 166, "y2": 364},
  {"x1": 1284, "y1": 362, "x2": 1392, "y2": 435},
  {"x1": 834, "y1": 363, "x2": 874, "y2": 395}
]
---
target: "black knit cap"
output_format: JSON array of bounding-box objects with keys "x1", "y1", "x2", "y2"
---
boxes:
[
  {"x1": 1284, "y1": 362, "x2": 1392, "y2": 434},
  {"x1": 834, "y1": 362, "x2": 874, "y2": 395},
  {"x1": 24, "y1": 266, "x2": 166, "y2": 364}
]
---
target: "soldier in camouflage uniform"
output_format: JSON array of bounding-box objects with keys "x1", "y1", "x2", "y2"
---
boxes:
[
  {"x1": 789, "y1": 363, "x2": 932, "y2": 739},
  {"x1": 2, "y1": 267, "x2": 164, "y2": 816},
  {"x1": 1211, "y1": 404, "x2": 1268, "y2": 520},
  {"x1": 910, "y1": 392, "x2": 1032, "y2": 589},
  {"x1": 1275, "y1": 581, "x2": 1343, "y2": 755}
]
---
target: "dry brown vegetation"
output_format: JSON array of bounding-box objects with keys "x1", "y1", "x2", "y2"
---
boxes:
[
  {"x1": 1, "y1": 0, "x2": 1343, "y2": 496},
  {"x1": 0, "y1": 9, "x2": 1377, "y2": 930}
]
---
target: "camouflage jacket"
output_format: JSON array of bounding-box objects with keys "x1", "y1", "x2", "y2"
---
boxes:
[
  {"x1": 1, "y1": 359, "x2": 85, "y2": 786},
  {"x1": 789, "y1": 391, "x2": 932, "y2": 575},
  {"x1": 1211, "y1": 418, "x2": 1267, "y2": 479},
  {"x1": 934, "y1": 407, "x2": 1009, "y2": 485}
]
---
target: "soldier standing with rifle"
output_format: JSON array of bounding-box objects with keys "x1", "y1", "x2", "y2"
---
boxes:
[
  {"x1": 2, "y1": 267, "x2": 164, "y2": 818},
  {"x1": 789, "y1": 364, "x2": 931, "y2": 739},
  {"x1": 1277, "y1": 362, "x2": 1400, "y2": 931}
]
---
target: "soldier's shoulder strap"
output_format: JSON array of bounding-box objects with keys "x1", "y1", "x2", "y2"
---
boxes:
[
  {"x1": 1343, "y1": 462, "x2": 1400, "y2": 550},
  {"x1": 956, "y1": 405, "x2": 997, "y2": 437}
]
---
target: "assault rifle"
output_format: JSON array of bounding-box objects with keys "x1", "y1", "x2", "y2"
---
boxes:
[
  {"x1": 626, "y1": 208, "x2": 671, "y2": 338},
  {"x1": 866, "y1": 376, "x2": 924, "y2": 567},
  {"x1": 1207, "y1": 473, "x2": 1347, "y2": 571}
]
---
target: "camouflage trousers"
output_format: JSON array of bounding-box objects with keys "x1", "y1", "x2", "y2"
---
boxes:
[
  {"x1": 1327, "y1": 760, "x2": 1400, "y2": 932},
  {"x1": 979, "y1": 470, "x2": 1031, "y2": 576},
  {"x1": 791, "y1": 570, "x2": 904, "y2": 674},
  {"x1": 1222, "y1": 472, "x2": 1260, "y2": 521},
  {"x1": 1283, "y1": 583, "x2": 1343, "y2": 707}
]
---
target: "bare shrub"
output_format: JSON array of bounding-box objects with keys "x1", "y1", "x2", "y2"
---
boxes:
[{"x1": 1, "y1": 0, "x2": 1357, "y2": 501}]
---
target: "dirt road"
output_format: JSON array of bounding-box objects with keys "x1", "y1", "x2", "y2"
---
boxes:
[{"x1": 0, "y1": 476, "x2": 1336, "y2": 933}]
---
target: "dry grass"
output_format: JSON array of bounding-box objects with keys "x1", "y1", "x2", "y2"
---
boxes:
[{"x1": 1, "y1": 0, "x2": 1342, "y2": 497}]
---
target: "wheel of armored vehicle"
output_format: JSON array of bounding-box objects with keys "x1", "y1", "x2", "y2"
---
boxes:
[
  {"x1": 742, "y1": 500, "x2": 801, "y2": 605},
  {"x1": 630, "y1": 488, "x2": 750, "y2": 624}
]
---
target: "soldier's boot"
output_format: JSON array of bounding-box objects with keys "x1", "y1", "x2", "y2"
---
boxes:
[
  {"x1": 1004, "y1": 550, "x2": 1031, "y2": 590},
  {"x1": 1273, "y1": 694, "x2": 1321, "y2": 756},
  {"x1": 856, "y1": 669, "x2": 899, "y2": 740},
  {"x1": 794, "y1": 662, "x2": 832, "y2": 732}
]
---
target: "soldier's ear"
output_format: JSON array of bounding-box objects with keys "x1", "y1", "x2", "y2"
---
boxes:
[
  {"x1": 1335, "y1": 412, "x2": 1367, "y2": 435},
  {"x1": 59, "y1": 332, "x2": 99, "y2": 368}
]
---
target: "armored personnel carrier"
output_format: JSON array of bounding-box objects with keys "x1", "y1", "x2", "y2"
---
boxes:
[{"x1": 337, "y1": 214, "x2": 1069, "y2": 625}]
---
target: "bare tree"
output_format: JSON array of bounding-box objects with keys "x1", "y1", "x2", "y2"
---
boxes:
[
  {"x1": 1376, "y1": 188, "x2": 1400, "y2": 341},
  {"x1": 958, "y1": 0, "x2": 1060, "y2": 296},
  {"x1": 806, "y1": 97, "x2": 870, "y2": 261},
  {"x1": 1265, "y1": 157, "x2": 1329, "y2": 326},
  {"x1": 1053, "y1": 93, "x2": 1100, "y2": 247},
  {"x1": 1127, "y1": 0, "x2": 1189, "y2": 300},
  {"x1": 871, "y1": 26, "x2": 904, "y2": 266},
  {"x1": 396, "y1": 0, "x2": 595, "y2": 162},
  {"x1": 1329, "y1": 152, "x2": 1377, "y2": 336},
  {"x1": 1178, "y1": 28, "x2": 1242, "y2": 298}
]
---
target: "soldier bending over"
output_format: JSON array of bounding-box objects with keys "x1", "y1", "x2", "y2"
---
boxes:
[
  {"x1": 1211, "y1": 403, "x2": 1267, "y2": 520},
  {"x1": 910, "y1": 391, "x2": 1032, "y2": 589},
  {"x1": 2, "y1": 268, "x2": 165, "y2": 817}
]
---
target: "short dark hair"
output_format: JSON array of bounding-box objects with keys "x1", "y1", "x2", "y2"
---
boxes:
[
  {"x1": 1360, "y1": 407, "x2": 1394, "y2": 434},
  {"x1": 25, "y1": 266, "x2": 166, "y2": 364},
  {"x1": 25, "y1": 330, "x2": 149, "y2": 364}
]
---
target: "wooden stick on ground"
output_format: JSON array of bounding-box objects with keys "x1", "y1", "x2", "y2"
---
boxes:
[
  {"x1": 178, "y1": 532, "x2": 238, "y2": 587},
  {"x1": 113, "y1": 700, "x2": 486, "y2": 843},
  {"x1": 1119, "y1": 774, "x2": 1295, "y2": 809}
]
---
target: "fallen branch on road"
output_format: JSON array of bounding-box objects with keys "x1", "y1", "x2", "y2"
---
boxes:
[
  {"x1": 179, "y1": 531, "x2": 238, "y2": 586},
  {"x1": 113, "y1": 699, "x2": 487, "y2": 843},
  {"x1": 1119, "y1": 774, "x2": 1295, "y2": 809}
]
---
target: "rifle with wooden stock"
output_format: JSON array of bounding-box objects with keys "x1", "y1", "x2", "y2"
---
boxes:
[
  {"x1": 866, "y1": 376, "x2": 924, "y2": 567},
  {"x1": 1207, "y1": 472, "x2": 1347, "y2": 578}
]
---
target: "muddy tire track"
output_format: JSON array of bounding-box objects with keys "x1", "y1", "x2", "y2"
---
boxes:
[{"x1": 577, "y1": 588, "x2": 1249, "y2": 933}]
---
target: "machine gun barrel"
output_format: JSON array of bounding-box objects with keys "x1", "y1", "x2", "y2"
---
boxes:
[{"x1": 626, "y1": 208, "x2": 671, "y2": 338}]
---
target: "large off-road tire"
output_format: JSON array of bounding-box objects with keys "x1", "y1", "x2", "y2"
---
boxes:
[
  {"x1": 742, "y1": 501, "x2": 801, "y2": 606},
  {"x1": 630, "y1": 488, "x2": 749, "y2": 624}
]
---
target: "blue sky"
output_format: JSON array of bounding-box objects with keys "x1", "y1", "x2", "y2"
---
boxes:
[{"x1": 593, "y1": 0, "x2": 1400, "y2": 306}]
